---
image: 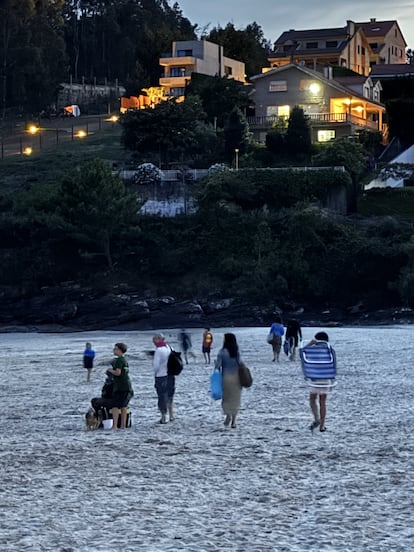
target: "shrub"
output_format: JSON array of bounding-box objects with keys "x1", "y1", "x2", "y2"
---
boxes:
[{"x1": 134, "y1": 163, "x2": 163, "y2": 186}]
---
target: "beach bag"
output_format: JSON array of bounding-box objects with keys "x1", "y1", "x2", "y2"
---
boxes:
[
  {"x1": 266, "y1": 332, "x2": 274, "y2": 344},
  {"x1": 300, "y1": 342, "x2": 336, "y2": 381},
  {"x1": 167, "y1": 347, "x2": 184, "y2": 376},
  {"x1": 210, "y1": 369, "x2": 222, "y2": 400},
  {"x1": 238, "y1": 361, "x2": 253, "y2": 388}
]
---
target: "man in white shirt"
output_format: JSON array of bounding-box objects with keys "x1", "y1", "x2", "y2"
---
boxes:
[{"x1": 152, "y1": 333, "x2": 171, "y2": 424}]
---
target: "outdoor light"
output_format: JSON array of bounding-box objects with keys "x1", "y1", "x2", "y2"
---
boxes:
[
  {"x1": 235, "y1": 148, "x2": 239, "y2": 170},
  {"x1": 309, "y1": 82, "x2": 321, "y2": 94},
  {"x1": 23, "y1": 147, "x2": 33, "y2": 155},
  {"x1": 28, "y1": 125, "x2": 39, "y2": 134},
  {"x1": 76, "y1": 130, "x2": 87, "y2": 138}
]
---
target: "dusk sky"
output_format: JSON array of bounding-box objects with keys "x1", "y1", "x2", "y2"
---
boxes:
[{"x1": 176, "y1": 0, "x2": 414, "y2": 51}]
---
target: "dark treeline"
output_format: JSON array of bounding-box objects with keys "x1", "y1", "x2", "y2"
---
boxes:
[
  {"x1": 1, "y1": 158, "x2": 413, "y2": 311},
  {"x1": 0, "y1": 0, "x2": 270, "y2": 116}
]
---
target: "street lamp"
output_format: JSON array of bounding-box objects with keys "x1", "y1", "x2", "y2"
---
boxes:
[{"x1": 235, "y1": 148, "x2": 239, "y2": 170}]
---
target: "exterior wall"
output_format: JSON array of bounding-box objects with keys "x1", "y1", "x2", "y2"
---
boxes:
[
  {"x1": 250, "y1": 65, "x2": 385, "y2": 143},
  {"x1": 58, "y1": 82, "x2": 125, "y2": 110},
  {"x1": 269, "y1": 20, "x2": 405, "y2": 76},
  {"x1": 253, "y1": 66, "x2": 331, "y2": 119},
  {"x1": 379, "y1": 24, "x2": 406, "y2": 64}
]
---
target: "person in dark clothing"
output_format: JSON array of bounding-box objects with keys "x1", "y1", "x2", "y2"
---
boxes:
[
  {"x1": 285, "y1": 319, "x2": 302, "y2": 360},
  {"x1": 178, "y1": 329, "x2": 195, "y2": 364}
]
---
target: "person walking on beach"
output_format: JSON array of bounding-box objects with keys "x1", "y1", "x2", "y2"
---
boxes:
[
  {"x1": 152, "y1": 333, "x2": 175, "y2": 423},
  {"x1": 106, "y1": 343, "x2": 133, "y2": 430},
  {"x1": 268, "y1": 316, "x2": 284, "y2": 362},
  {"x1": 301, "y1": 331, "x2": 336, "y2": 433},
  {"x1": 178, "y1": 329, "x2": 196, "y2": 364},
  {"x1": 202, "y1": 328, "x2": 213, "y2": 364},
  {"x1": 214, "y1": 333, "x2": 242, "y2": 429},
  {"x1": 285, "y1": 319, "x2": 302, "y2": 360},
  {"x1": 83, "y1": 342, "x2": 95, "y2": 382}
]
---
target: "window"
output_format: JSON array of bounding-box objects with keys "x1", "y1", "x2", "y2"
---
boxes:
[
  {"x1": 357, "y1": 45, "x2": 360, "y2": 54},
  {"x1": 370, "y1": 42, "x2": 378, "y2": 49},
  {"x1": 224, "y1": 66, "x2": 233, "y2": 76},
  {"x1": 326, "y1": 41, "x2": 338, "y2": 48},
  {"x1": 306, "y1": 42, "x2": 318, "y2": 49},
  {"x1": 266, "y1": 105, "x2": 290, "y2": 117},
  {"x1": 269, "y1": 80, "x2": 287, "y2": 92},
  {"x1": 177, "y1": 49, "x2": 192, "y2": 57},
  {"x1": 361, "y1": 47, "x2": 365, "y2": 55},
  {"x1": 171, "y1": 67, "x2": 186, "y2": 77},
  {"x1": 318, "y1": 130, "x2": 335, "y2": 142}
]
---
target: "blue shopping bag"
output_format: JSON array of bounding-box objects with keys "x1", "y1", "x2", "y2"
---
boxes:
[{"x1": 210, "y1": 369, "x2": 222, "y2": 400}]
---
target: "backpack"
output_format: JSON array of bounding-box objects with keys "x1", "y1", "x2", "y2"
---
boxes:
[{"x1": 167, "y1": 347, "x2": 184, "y2": 376}]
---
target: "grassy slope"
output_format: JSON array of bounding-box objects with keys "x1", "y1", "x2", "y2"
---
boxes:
[{"x1": 0, "y1": 125, "x2": 127, "y2": 192}]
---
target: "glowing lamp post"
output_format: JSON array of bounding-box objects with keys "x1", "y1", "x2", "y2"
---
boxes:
[{"x1": 235, "y1": 148, "x2": 239, "y2": 170}]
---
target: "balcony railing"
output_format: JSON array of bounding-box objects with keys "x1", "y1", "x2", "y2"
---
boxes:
[{"x1": 247, "y1": 113, "x2": 380, "y2": 130}]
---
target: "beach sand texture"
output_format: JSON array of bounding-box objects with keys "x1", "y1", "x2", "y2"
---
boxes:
[{"x1": 1, "y1": 326, "x2": 413, "y2": 551}]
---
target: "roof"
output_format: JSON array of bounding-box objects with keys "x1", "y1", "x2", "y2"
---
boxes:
[
  {"x1": 356, "y1": 20, "x2": 395, "y2": 37},
  {"x1": 370, "y1": 64, "x2": 414, "y2": 78},
  {"x1": 275, "y1": 26, "x2": 350, "y2": 44},
  {"x1": 334, "y1": 75, "x2": 369, "y2": 86},
  {"x1": 250, "y1": 63, "x2": 385, "y2": 108},
  {"x1": 356, "y1": 19, "x2": 407, "y2": 47}
]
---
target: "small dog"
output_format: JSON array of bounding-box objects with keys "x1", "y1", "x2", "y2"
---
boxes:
[{"x1": 85, "y1": 407, "x2": 102, "y2": 431}]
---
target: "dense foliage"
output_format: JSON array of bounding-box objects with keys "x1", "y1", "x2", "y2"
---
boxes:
[
  {"x1": 0, "y1": 0, "x2": 274, "y2": 116},
  {"x1": 1, "y1": 159, "x2": 413, "y2": 309}
]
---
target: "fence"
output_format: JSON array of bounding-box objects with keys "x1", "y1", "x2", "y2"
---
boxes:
[{"x1": 0, "y1": 115, "x2": 120, "y2": 159}]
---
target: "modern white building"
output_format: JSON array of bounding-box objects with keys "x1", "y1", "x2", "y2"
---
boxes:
[{"x1": 159, "y1": 40, "x2": 246, "y2": 99}]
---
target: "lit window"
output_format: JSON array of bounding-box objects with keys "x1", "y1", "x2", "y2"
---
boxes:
[{"x1": 317, "y1": 130, "x2": 335, "y2": 142}]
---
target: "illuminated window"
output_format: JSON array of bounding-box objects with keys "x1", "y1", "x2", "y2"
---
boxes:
[
  {"x1": 266, "y1": 105, "x2": 290, "y2": 117},
  {"x1": 317, "y1": 130, "x2": 335, "y2": 142},
  {"x1": 269, "y1": 80, "x2": 287, "y2": 92}
]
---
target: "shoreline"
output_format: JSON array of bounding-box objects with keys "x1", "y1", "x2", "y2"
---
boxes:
[{"x1": 1, "y1": 309, "x2": 413, "y2": 333}]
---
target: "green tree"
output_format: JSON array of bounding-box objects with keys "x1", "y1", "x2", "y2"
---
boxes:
[
  {"x1": 0, "y1": 0, "x2": 67, "y2": 114},
  {"x1": 59, "y1": 158, "x2": 140, "y2": 269},
  {"x1": 120, "y1": 97, "x2": 211, "y2": 165},
  {"x1": 285, "y1": 106, "x2": 311, "y2": 153},
  {"x1": 205, "y1": 22, "x2": 270, "y2": 77},
  {"x1": 186, "y1": 74, "x2": 250, "y2": 128},
  {"x1": 63, "y1": 0, "x2": 196, "y2": 89},
  {"x1": 223, "y1": 107, "x2": 250, "y2": 160}
]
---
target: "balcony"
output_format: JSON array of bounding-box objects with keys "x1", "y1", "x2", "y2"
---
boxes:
[{"x1": 247, "y1": 113, "x2": 380, "y2": 131}]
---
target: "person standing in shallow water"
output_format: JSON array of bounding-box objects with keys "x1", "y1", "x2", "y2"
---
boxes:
[
  {"x1": 214, "y1": 333, "x2": 242, "y2": 429},
  {"x1": 83, "y1": 342, "x2": 95, "y2": 382}
]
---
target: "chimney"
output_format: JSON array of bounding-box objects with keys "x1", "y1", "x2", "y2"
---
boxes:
[
  {"x1": 347, "y1": 20, "x2": 355, "y2": 36},
  {"x1": 370, "y1": 18, "x2": 376, "y2": 23},
  {"x1": 323, "y1": 65, "x2": 333, "y2": 79}
]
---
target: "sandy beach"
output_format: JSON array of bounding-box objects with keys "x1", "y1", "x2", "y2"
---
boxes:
[{"x1": 1, "y1": 326, "x2": 413, "y2": 551}]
